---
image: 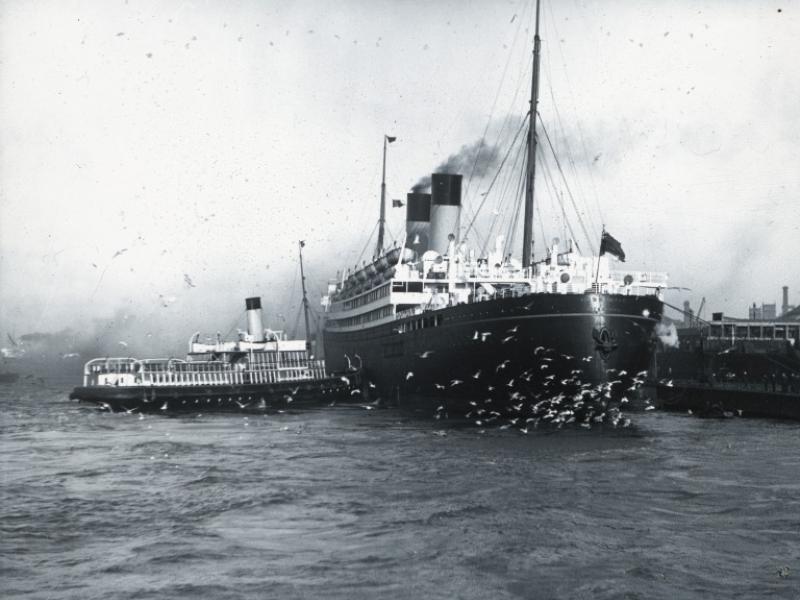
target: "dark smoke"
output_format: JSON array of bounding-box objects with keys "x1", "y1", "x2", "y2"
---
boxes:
[{"x1": 412, "y1": 139, "x2": 500, "y2": 192}]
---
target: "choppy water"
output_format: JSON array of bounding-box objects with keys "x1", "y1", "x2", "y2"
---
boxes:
[{"x1": 2, "y1": 382, "x2": 799, "y2": 599}]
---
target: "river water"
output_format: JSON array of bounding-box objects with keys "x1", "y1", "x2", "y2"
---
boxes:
[{"x1": 1, "y1": 381, "x2": 798, "y2": 599}]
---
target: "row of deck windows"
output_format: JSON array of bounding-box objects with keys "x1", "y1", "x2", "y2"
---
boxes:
[
  {"x1": 398, "y1": 313, "x2": 443, "y2": 333},
  {"x1": 336, "y1": 283, "x2": 391, "y2": 311},
  {"x1": 708, "y1": 324, "x2": 800, "y2": 341},
  {"x1": 328, "y1": 305, "x2": 394, "y2": 328}
]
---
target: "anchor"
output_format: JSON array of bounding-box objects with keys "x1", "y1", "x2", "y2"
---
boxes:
[{"x1": 592, "y1": 327, "x2": 618, "y2": 360}]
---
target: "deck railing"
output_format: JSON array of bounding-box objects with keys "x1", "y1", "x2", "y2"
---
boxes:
[{"x1": 83, "y1": 357, "x2": 328, "y2": 387}]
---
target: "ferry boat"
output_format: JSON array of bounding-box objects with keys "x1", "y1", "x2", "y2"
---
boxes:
[
  {"x1": 322, "y1": 1, "x2": 667, "y2": 424},
  {"x1": 71, "y1": 246, "x2": 360, "y2": 413}
]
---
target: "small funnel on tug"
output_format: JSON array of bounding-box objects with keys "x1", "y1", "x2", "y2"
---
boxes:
[
  {"x1": 245, "y1": 297, "x2": 266, "y2": 342},
  {"x1": 429, "y1": 173, "x2": 462, "y2": 255}
]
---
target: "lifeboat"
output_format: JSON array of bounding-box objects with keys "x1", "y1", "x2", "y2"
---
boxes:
[
  {"x1": 385, "y1": 247, "x2": 402, "y2": 266},
  {"x1": 376, "y1": 254, "x2": 391, "y2": 272}
]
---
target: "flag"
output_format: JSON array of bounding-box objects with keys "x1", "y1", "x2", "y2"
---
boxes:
[
  {"x1": 299, "y1": 240, "x2": 305, "y2": 248},
  {"x1": 392, "y1": 199, "x2": 404, "y2": 208},
  {"x1": 386, "y1": 135, "x2": 397, "y2": 143},
  {"x1": 599, "y1": 231, "x2": 625, "y2": 262}
]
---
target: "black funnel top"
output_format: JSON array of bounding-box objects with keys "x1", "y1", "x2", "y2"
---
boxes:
[
  {"x1": 406, "y1": 193, "x2": 431, "y2": 222},
  {"x1": 245, "y1": 297, "x2": 262, "y2": 310},
  {"x1": 431, "y1": 173, "x2": 462, "y2": 206}
]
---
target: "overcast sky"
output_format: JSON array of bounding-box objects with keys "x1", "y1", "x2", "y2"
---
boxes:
[{"x1": 1, "y1": 0, "x2": 798, "y2": 343}]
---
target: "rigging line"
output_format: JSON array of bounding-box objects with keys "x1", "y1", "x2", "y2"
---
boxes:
[
  {"x1": 391, "y1": 222, "x2": 405, "y2": 246},
  {"x1": 463, "y1": 59, "x2": 531, "y2": 226},
  {"x1": 535, "y1": 194, "x2": 547, "y2": 251},
  {"x1": 462, "y1": 0, "x2": 532, "y2": 201},
  {"x1": 283, "y1": 259, "x2": 300, "y2": 325},
  {"x1": 503, "y1": 152, "x2": 527, "y2": 257},
  {"x1": 536, "y1": 130, "x2": 584, "y2": 255},
  {"x1": 539, "y1": 140, "x2": 588, "y2": 255},
  {"x1": 534, "y1": 157, "x2": 548, "y2": 251},
  {"x1": 543, "y1": 75, "x2": 600, "y2": 241},
  {"x1": 464, "y1": 26, "x2": 535, "y2": 215},
  {"x1": 539, "y1": 24, "x2": 601, "y2": 243},
  {"x1": 538, "y1": 114, "x2": 597, "y2": 255},
  {"x1": 463, "y1": 114, "x2": 528, "y2": 242},
  {"x1": 354, "y1": 220, "x2": 380, "y2": 266},
  {"x1": 436, "y1": 1, "x2": 533, "y2": 156},
  {"x1": 545, "y1": 0, "x2": 606, "y2": 231},
  {"x1": 469, "y1": 120, "x2": 524, "y2": 252},
  {"x1": 291, "y1": 301, "x2": 303, "y2": 340},
  {"x1": 461, "y1": 207, "x2": 487, "y2": 253},
  {"x1": 571, "y1": 120, "x2": 604, "y2": 230},
  {"x1": 484, "y1": 40, "x2": 536, "y2": 168},
  {"x1": 480, "y1": 122, "x2": 527, "y2": 256},
  {"x1": 491, "y1": 136, "x2": 527, "y2": 256},
  {"x1": 486, "y1": 157, "x2": 523, "y2": 256},
  {"x1": 537, "y1": 143, "x2": 580, "y2": 251},
  {"x1": 223, "y1": 309, "x2": 246, "y2": 341},
  {"x1": 467, "y1": 51, "x2": 532, "y2": 216},
  {"x1": 496, "y1": 129, "x2": 528, "y2": 255},
  {"x1": 537, "y1": 146, "x2": 556, "y2": 247}
]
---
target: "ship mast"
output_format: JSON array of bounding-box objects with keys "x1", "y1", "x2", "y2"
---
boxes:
[
  {"x1": 375, "y1": 134, "x2": 396, "y2": 257},
  {"x1": 298, "y1": 240, "x2": 312, "y2": 353},
  {"x1": 522, "y1": 0, "x2": 542, "y2": 269}
]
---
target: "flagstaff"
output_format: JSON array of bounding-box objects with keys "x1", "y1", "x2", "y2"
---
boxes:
[
  {"x1": 298, "y1": 240, "x2": 312, "y2": 354},
  {"x1": 375, "y1": 134, "x2": 397, "y2": 257}
]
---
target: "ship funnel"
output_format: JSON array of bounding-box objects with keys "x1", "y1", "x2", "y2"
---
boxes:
[
  {"x1": 783, "y1": 286, "x2": 789, "y2": 316},
  {"x1": 406, "y1": 192, "x2": 431, "y2": 255},
  {"x1": 429, "y1": 173, "x2": 462, "y2": 255},
  {"x1": 245, "y1": 297, "x2": 266, "y2": 342}
]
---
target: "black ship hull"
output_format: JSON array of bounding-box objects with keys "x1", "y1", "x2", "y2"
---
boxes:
[
  {"x1": 324, "y1": 292, "x2": 662, "y2": 418},
  {"x1": 69, "y1": 372, "x2": 361, "y2": 414}
]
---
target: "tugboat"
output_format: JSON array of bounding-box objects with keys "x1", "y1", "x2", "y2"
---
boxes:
[
  {"x1": 71, "y1": 244, "x2": 360, "y2": 413},
  {"x1": 322, "y1": 1, "x2": 667, "y2": 425}
]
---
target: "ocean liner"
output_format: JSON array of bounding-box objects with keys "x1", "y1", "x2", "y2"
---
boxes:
[{"x1": 322, "y1": 2, "x2": 667, "y2": 422}]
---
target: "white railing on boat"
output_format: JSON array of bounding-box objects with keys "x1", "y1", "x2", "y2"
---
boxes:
[{"x1": 82, "y1": 357, "x2": 328, "y2": 387}]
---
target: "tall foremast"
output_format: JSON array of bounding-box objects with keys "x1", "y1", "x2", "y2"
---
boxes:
[{"x1": 522, "y1": 0, "x2": 542, "y2": 269}]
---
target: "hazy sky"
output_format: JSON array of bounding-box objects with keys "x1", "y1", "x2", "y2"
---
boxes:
[{"x1": 1, "y1": 0, "x2": 798, "y2": 343}]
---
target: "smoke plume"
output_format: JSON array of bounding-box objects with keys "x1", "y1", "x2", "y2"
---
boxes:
[
  {"x1": 412, "y1": 139, "x2": 500, "y2": 192},
  {"x1": 656, "y1": 322, "x2": 680, "y2": 349}
]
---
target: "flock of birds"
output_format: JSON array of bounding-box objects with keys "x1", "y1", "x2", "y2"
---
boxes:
[{"x1": 397, "y1": 326, "x2": 657, "y2": 432}]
